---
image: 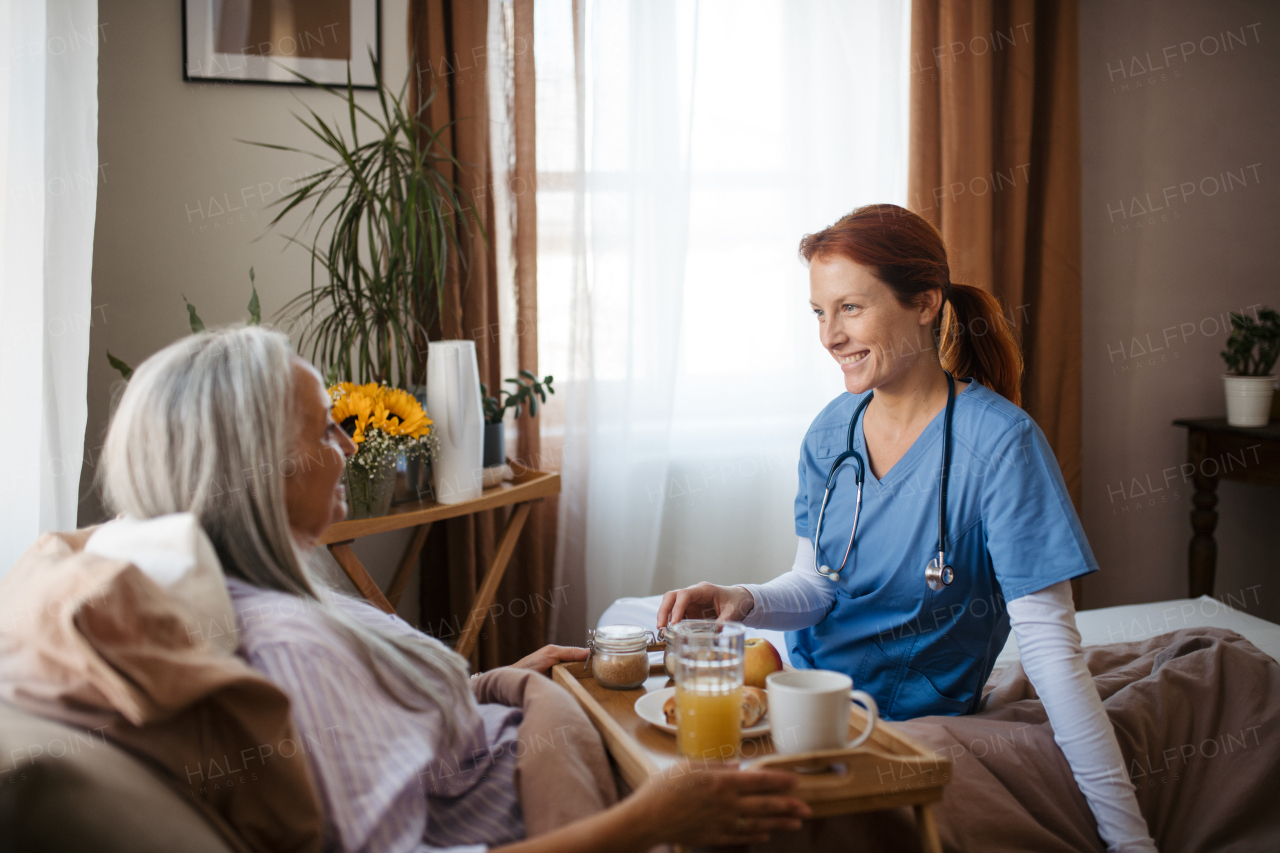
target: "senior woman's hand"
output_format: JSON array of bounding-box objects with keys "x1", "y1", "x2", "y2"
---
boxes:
[
  {"x1": 489, "y1": 762, "x2": 809, "y2": 853},
  {"x1": 630, "y1": 763, "x2": 810, "y2": 847},
  {"x1": 511, "y1": 644, "x2": 589, "y2": 675},
  {"x1": 656, "y1": 582, "x2": 755, "y2": 628}
]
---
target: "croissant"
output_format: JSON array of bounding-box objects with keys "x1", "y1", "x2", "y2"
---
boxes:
[
  {"x1": 740, "y1": 687, "x2": 768, "y2": 728},
  {"x1": 662, "y1": 687, "x2": 769, "y2": 728}
]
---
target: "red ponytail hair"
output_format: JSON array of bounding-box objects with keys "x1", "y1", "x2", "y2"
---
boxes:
[{"x1": 798, "y1": 204, "x2": 1024, "y2": 407}]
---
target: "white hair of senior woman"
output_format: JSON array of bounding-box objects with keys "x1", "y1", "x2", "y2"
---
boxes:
[{"x1": 101, "y1": 325, "x2": 473, "y2": 739}]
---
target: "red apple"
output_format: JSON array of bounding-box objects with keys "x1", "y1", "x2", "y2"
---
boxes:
[{"x1": 743, "y1": 637, "x2": 783, "y2": 688}]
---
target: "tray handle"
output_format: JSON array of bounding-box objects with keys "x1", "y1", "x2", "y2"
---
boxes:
[
  {"x1": 748, "y1": 743, "x2": 902, "y2": 775},
  {"x1": 746, "y1": 745, "x2": 952, "y2": 799}
]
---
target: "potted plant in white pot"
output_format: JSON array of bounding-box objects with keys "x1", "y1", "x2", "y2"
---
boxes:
[{"x1": 1220, "y1": 307, "x2": 1279, "y2": 427}]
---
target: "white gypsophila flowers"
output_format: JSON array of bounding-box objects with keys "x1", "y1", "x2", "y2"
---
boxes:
[{"x1": 347, "y1": 429, "x2": 439, "y2": 475}]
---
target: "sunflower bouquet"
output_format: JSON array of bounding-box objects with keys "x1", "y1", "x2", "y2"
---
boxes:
[{"x1": 328, "y1": 382, "x2": 440, "y2": 518}]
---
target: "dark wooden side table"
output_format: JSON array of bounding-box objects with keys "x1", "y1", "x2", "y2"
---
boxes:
[{"x1": 1172, "y1": 419, "x2": 1280, "y2": 597}]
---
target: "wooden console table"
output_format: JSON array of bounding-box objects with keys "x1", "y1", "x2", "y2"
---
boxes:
[
  {"x1": 318, "y1": 464, "x2": 560, "y2": 658},
  {"x1": 1173, "y1": 418, "x2": 1280, "y2": 597}
]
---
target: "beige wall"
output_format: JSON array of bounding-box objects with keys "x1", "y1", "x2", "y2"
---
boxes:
[
  {"x1": 80, "y1": 0, "x2": 419, "y2": 618},
  {"x1": 1079, "y1": 0, "x2": 1280, "y2": 622}
]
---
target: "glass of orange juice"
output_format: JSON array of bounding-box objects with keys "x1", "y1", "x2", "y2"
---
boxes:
[{"x1": 670, "y1": 620, "x2": 745, "y2": 762}]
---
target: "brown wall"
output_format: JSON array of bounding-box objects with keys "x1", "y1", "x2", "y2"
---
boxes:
[{"x1": 1079, "y1": 0, "x2": 1280, "y2": 622}]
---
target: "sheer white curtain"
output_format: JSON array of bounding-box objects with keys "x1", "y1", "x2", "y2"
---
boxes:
[
  {"x1": 0, "y1": 0, "x2": 98, "y2": 575},
  {"x1": 539, "y1": 0, "x2": 910, "y2": 640}
]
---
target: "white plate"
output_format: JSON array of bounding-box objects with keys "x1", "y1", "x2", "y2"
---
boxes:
[{"x1": 633, "y1": 687, "x2": 771, "y2": 738}]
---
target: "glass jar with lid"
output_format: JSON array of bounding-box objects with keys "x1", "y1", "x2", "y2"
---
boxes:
[{"x1": 588, "y1": 624, "x2": 653, "y2": 690}]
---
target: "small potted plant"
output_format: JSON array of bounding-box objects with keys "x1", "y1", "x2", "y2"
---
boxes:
[
  {"x1": 481, "y1": 371, "x2": 555, "y2": 469},
  {"x1": 329, "y1": 382, "x2": 440, "y2": 518},
  {"x1": 1220, "y1": 307, "x2": 1279, "y2": 427}
]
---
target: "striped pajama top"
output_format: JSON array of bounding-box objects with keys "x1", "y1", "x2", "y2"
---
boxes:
[{"x1": 225, "y1": 578, "x2": 526, "y2": 853}]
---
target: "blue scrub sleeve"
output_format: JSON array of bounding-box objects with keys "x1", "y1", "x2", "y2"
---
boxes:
[
  {"x1": 794, "y1": 454, "x2": 810, "y2": 537},
  {"x1": 980, "y1": 419, "x2": 1098, "y2": 601}
]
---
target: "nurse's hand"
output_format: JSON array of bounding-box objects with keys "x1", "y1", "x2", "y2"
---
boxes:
[{"x1": 657, "y1": 582, "x2": 754, "y2": 628}]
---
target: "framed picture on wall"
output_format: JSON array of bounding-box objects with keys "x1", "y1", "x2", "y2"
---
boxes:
[{"x1": 182, "y1": 0, "x2": 381, "y2": 87}]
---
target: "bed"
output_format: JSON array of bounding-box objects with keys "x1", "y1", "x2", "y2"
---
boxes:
[{"x1": 598, "y1": 594, "x2": 1280, "y2": 851}]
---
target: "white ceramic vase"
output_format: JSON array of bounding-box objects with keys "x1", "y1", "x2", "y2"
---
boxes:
[
  {"x1": 1222, "y1": 374, "x2": 1276, "y2": 428},
  {"x1": 427, "y1": 341, "x2": 484, "y2": 504}
]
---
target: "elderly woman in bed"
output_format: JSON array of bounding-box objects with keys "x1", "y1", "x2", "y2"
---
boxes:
[
  {"x1": 99, "y1": 326, "x2": 810, "y2": 853},
  {"x1": 657, "y1": 205, "x2": 1158, "y2": 853}
]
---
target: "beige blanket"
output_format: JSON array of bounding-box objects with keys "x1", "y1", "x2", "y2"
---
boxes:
[
  {"x1": 752, "y1": 627, "x2": 1280, "y2": 852},
  {"x1": 473, "y1": 666, "x2": 620, "y2": 836},
  {"x1": 906, "y1": 627, "x2": 1280, "y2": 851}
]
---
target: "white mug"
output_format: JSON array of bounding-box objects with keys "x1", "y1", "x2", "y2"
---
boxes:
[{"x1": 766, "y1": 669, "x2": 879, "y2": 755}]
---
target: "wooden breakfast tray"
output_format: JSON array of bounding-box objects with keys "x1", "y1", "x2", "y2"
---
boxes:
[{"x1": 552, "y1": 660, "x2": 951, "y2": 853}]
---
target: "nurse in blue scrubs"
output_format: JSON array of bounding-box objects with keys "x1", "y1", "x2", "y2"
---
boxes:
[{"x1": 656, "y1": 205, "x2": 1157, "y2": 851}]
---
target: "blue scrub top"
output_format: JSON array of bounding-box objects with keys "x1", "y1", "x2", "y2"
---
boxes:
[{"x1": 787, "y1": 380, "x2": 1098, "y2": 721}]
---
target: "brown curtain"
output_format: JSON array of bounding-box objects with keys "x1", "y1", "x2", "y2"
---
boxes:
[
  {"x1": 509, "y1": 0, "x2": 561, "y2": 660},
  {"x1": 908, "y1": 3, "x2": 1081, "y2": 495},
  {"x1": 409, "y1": 0, "x2": 550, "y2": 669}
]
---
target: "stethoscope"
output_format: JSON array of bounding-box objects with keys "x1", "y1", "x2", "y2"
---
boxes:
[{"x1": 813, "y1": 370, "x2": 957, "y2": 592}]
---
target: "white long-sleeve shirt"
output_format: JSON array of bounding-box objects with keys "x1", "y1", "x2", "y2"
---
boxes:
[{"x1": 739, "y1": 537, "x2": 1157, "y2": 853}]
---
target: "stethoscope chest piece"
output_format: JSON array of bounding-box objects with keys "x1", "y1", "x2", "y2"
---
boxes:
[{"x1": 925, "y1": 556, "x2": 955, "y2": 592}]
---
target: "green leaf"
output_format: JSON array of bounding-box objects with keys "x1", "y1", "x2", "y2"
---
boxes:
[
  {"x1": 183, "y1": 296, "x2": 205, "y2": 333},
  {"x1": 1222, "y1": 305, "x2": 1280, "y2": 375},
  {"x1": 106, "y1": 351, "x2": 133, "y2": 380},
  {"x1": 247, "y1": 269, "x2": 261, "y2": 325}
]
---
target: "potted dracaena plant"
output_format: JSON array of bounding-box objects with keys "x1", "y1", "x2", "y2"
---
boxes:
[
  {"x1": 1220, "y1": 307, "x2": 1279, "y2": 427},
  {"x1": 480, "y1": 371, "x2": 555, "y2": 470},
  {"x1": 247, "y1": 55, "x2": 484, "y2": 512}
]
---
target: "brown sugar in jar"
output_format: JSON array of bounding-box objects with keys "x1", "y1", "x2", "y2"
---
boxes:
[{"x1": 590, "y1": 625, "x2": 651, "y2": 689}]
